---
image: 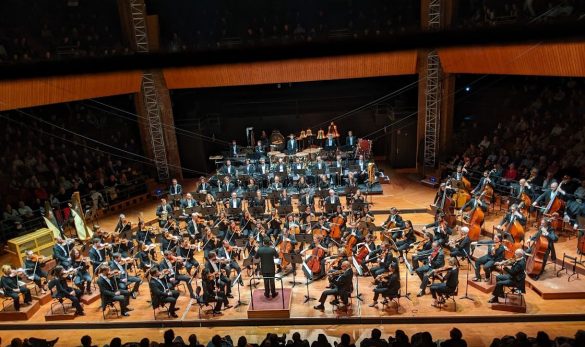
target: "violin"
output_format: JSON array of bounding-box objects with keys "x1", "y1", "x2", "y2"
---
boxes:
[{"x1": 30, "y1": 254, "x2": 49, "y2": 263}]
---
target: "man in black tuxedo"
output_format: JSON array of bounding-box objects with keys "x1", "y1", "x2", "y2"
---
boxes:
[
  {"x1": 286, "y1": 134, "x2": 298, "y2": 154},
  {"x1": 88, "y1": 238, "x2": 107, "y2": 274},
  {"x1": 197, "y1": 176, "x2": 211, "y2": 193},
  {"x1": 169, "y1": 178, "x2": 182, "y2": 196},
  {"x1": 369, "y1": 263, "x2": 400, "y2": 307},
  {"x1": 97, "y1": 266, "x2": 132, "y2": 316},
  {"x1": 221, "y1": 160, "x2": 237, "y2": 176},
  {"x1": 415, "y1": 241, "x2": 445, "y2": 296},
  {"x1": 148, "y1": 268, "x2": 180, "y2": 318},
  {"x1": 254, "y1": 237, "x2": 280, "y2": 298},
  {"x1": 346, "y1": 130, "x2": 356, "y2": 148},
  {"x1": 527, "y1": 219, "x2": 558, "y2": 280},
  {"x1": 489, "y1": 249, "x2": 526, "y2": 303},
  {"x1": 156, "y1": 198, "x2": 173, "y2": 228},
  {"x1": 52, "y1": 237, "x2": 72, "y2": 269},
  {"x1": 324, "y1": 134, "x2": 338, "y2": 151},
  {"x1": 229, "y1": 140, "x2": 239, "y2": 157},
  {"x1": 226, "y1": 192, "x2": 242, "y2": 209},
  {"x1": 109, "y1": 253, "x2": 142, "y2": 299},
  {"x1": 243, "y1": 159, "x2": 256, "y2": 175},
  {"x1": 324, "y1": 189, "x2": 341, "y2": 210},
  {"x1": 448, "y1": 227, "x2": 471, "y2": 258},
  {"x1": 314, "y1": 261, "x2": 353, "y2": 310},
  {"x1": 181, "y1": 193, "x2": 197, "y2": 210},
  {"x1": 429, "y1": 257, "x2": 459, "y2": 306}
]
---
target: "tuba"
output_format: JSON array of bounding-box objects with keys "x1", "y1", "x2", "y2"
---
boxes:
[{"x1": 367, "y1": 162, "x2": 376, "y2": 185}]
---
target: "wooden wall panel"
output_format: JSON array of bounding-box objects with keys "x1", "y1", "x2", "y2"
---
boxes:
[
  {"x1": 0, "y1": 71, "x2": 142, "y2": 111},
  {"x1": 163, "y1": 52, "x2": 418, "y2": 89},
  {"x1": 439, "y1": 42, "x2": 585, "y2": 76}
]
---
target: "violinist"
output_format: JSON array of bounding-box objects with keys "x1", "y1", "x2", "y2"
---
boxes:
[
  {"x1": 97, "y1": 266, "x2": 132, "y2": 316},
  {"x1": 489, "y1": 249, "x2": 526, "y2": 303},
  {"x1": 411, "y1": 231, "x2": 433, "y2": 265},
  {"x1": 1, "y1": 265, "x2": 32, "y2": 311},
  {"x1": 148, "y1": 267, "x2": 180, "y2": 318},
  {"x1": 526, "y1": 219, "x2": 558, "y2": 280},
  {"x1": 429, "y1": 257, "x2": 459, "y2": 307},
  {"x1": 201, "y1": 269, "x2": 232, "y2": 314},
  {"x1": 135, "y1": 220, "x2": 154, "y2": 246},
  {"x1": 423, "y1": 213, "x2": 453, "y2": 246},
  {"x1": 53, "y1": 236, "x2": 73, "y2": 269},
  {"x1": 214, "y1": 211, "x2": 230, "y2": 239},
  {"x1": 367, "y1": 242, "x2": 395, "y2": 278},
  {"x1": 156, "y1": 198, "x2": 174, "y2": 228},
  {"x1": 202, "y1": 227, "x2": 221, "y2": 259},
  {"x1": 50, "y1": 265, "x2": 85, "y2": 316},
  {"x1": 302, "y1": 235, "x2": 329, "y2": 280},
  {"x1": 181, "y1": 193, "x2": 198, "y2": 210},
  {"x1": 325, "y1": 249, "x2": 349, "y2": 288},
  {"x1": 197, "y1": 176, "x2": 211, "y2": 194},
  {"x1": 369, "y1": 262, "x2": 400, "y2": 308},
  {"x1": 204, "y1": 251, "x2": 233, "y2": 298},
  {"x1": 314, "y1": 261, "x2": 353, "y2": 311},
  {"x1": 70, "y1": 248, "x2": 92, "y2": 294},
  {"x1": 250, "y1": 190, "x2": 267, "y2": 213},
  {"x1": 176, "y1": 237, "x2": 200, "y2": 276},
  {"x1": 110, "y1": 253, "x2": 142, "y2": 299},
  {"x1": 217, "y1": 239, "x2": 243, "y2": 284},
  {"x1": 448, "y1": 226, "x2": 471, "y2": 258},
  {"x1": 267, "y1": 210, "x2": 283, "y2": 239},
  {"x1": 23, "y1": 250, "x2": 49, "y2": 294},
  {"x1": 395, "y1": 220, "x2": 417, "y2": 258},
  {"x1": 136, "y1": 242, "x2": 156, "y2": 272},
  {"x1": 89, "y1": 238, "x2": 109, "y2": 274},
  {"x1": 114, "y1": 214, "x2": 132, "y2": 234},
  {"x1": 355, "y1": 233, "x2": 377, "y2": 271},
  {"x1": 415, "y1": 241, "x2": 445, "y2": 297},
  {"x1": 204, "y1": 193, "x2": 217, "y2": 208},
  {"x1": 472, "y1": 234, "x2": 506, "y2": 282},
  {"x1": 224, "y1": 220, "x2": 242, "y2": 246},
  {"x1": 187, "y1": 213, "x2": 202, "y2": 240},
  {"x1": 159, "y1": 251, "x2": 197, "y2": 299},
  {"x1": 240, "y1": 212, "x2": 256, "y2": 238},
  {"x1": 161, "y1": 230, "x2": 180, "y2": 253}
]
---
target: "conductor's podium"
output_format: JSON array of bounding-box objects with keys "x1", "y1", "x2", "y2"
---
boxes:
[{"x1": 247, "y1": 288, "x2": 292, "y2": 319}]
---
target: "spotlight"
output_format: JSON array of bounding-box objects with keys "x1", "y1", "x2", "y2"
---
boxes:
[{"x1": 465, "y1": 86, "x2": 471, "y2": 92}]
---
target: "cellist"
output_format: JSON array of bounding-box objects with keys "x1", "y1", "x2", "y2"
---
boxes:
[
  {"x1": 496, "y1": 204, "x2": 526, "y2": 237},
  {"x1": 301, "y1": 235, "x2": 329, "y2": 280},
  {"x1": 275, "y1": 227, "x2": 298, "y2": 275},
  {"x1": 526, "y1": 219, "x2": 558, "y2": 280}
]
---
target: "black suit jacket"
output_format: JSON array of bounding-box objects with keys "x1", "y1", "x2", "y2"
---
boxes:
[
  {"x1": 279, "y1": 196, "x2": 292, "y2": 206},
  {"x1": 226, "y1": 198, "x2": 242, "y2": 209},
  {"x1": 181, "y1": 198, "x2": 197, "y2": 209},
  {"x1": 52, "y1": 243, "x2": 70, "y2": 264},
  {"x1": 505, "y1": 258, "x2": 526, "y2": 291},
  {"x1": 346, "y1": 136, "x2": 356, "y2": 147},
  {"x1": 334, "y1": 268, "x2": 353, "y2": 293},
  {"x1": 97, "y1": 275, "x2": 118, "y2": 301},
  {"x1": 149, "y1": 277, "x2": 170, "y2": 307},
  {"x1": 0, "y1": 275, "x2": 19, "y2": 294},
  {"x1": 255, "y1": 246, "x2": 279, "y2": 275},
  {"x1": 169, "y1": 184, "x2": 183, "y2": 195},
  {"x1": 444, "y1": 267, "x2": 459, "y2": 290},
  {"x1": 429, "y1": 249, "x2": 445, "y2": 268},
  {"x1": 89, "y1": 247, "x2": 106, "y2": 269}
]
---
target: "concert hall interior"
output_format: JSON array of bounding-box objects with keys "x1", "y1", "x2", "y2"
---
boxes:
[{"x1": 1, "y1": 1, "x2": 585, "y2": 347}]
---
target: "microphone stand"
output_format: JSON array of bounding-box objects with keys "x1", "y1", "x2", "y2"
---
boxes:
[{"x1": 460, "y1": 249, "x2": 475, "y2": 301}]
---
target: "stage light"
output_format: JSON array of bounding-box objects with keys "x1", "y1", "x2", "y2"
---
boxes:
[{"x1": 465, "y1": 86, "x2": 471, "y2": 92}]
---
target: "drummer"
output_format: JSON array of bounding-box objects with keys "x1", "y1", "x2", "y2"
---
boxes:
[{"x1": 286, "y1": 134, "x2": 298, "y2": 154}]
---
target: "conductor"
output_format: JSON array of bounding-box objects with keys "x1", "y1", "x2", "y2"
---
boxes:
[{"x1": 254, "y1": 237, "x2": 280, "y2": 298}]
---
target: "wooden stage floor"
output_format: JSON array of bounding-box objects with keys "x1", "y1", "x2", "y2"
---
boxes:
[{"x1": 1, "y1": 172, "x2": 584, "y2": 346}]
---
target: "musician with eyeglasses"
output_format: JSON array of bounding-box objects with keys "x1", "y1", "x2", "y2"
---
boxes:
[
  {"x1": 415, "y1": 241, "x2": 445, "y2": 297},
  {"x1": 148, "y1": 267, "x2": 180, "y2": 318},
  {"x1": 97, "y1": 266, "x2": 133, "y2": 316},
  {"x1": 23, "y1": 250, "x2": 49, "y2": 294},
  {"x1": 429, "y1": 257, "x2": 459, "y2": 307}
]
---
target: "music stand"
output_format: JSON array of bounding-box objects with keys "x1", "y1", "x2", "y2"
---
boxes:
[
  {"x1": 351, "y1": 202, "x2": 364, "y2": 213},
  {"x1": 351, "y1": 256, "x2": 364, "y2": 301},
  {"x1": 243, "y1": 257, "x2": 260, "y2": 288},
  {"x1": 286, "y1": 253, "x2": 304, "y2": 287},
  {"x1": 169, "y1": 194, "x2": 182, "y2": 207},
  {"x1": 227, "y1": 207, "x2": 242, "y2": 218},
  {"x1": 239, "y1": 174, "x2": 251, "y2": 185},
  {"x1": 401, "y1": 254, "x2": 414, "y2": 301},
  {"x1": 184, "y1": 207, "x2": 195, "y2": 216},
  {"x1": 231, "y1": 272, "x2": 247, "y2": 308},
  {"x1": 277, "y1": 205, "x2": 293, "y2": 216},
  {"x1": 344, "y1": 186, "x2": 358, "y2": 197},
  {"x1": 313, "y1": 168, "x2": 326, "y2": 176},
  {"x1": 201, "y1": 206, "x2": 214, "y2": 217},
  {"x1": 216, "y1": 191, "x2": 230, "y2": 201},
  {"x1": 243, "y1": 191, "x2": 256, "y2": 200},
  {"x1": 324, "y1": 203, "x2": 337, "y2": 215},
  {"x1": 460, "y1": 249, "x2": 475, "y2": 302},
  {"x1": 193, "y1": 192, "x2": 207, "y2": 202},
  {"x1": 249, "y1": 206, "x2": 265, "y2": 218},
  {"x1": 349, "y1": 165, "x2": 359, "y2": 172}
]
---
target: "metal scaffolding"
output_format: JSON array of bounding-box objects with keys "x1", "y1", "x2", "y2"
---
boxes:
[
  {"x1": 129, "y1": 0, "x2": 149, "y2": 53},
  {"x1": 142, "y1": 73, "x2": 170, "y2": 181},
  {"x1": 423, "y1": 0, "x2": 442, "y2": 167}
]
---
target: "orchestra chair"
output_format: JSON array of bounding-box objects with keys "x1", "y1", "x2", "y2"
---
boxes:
[
  {"x1": 47, "y1": 279, "x2": 68, "y2": 315},
  {"x1": 381, "y1": 289, "x2": 401, "y2": 311},
  {"x1": 193, "y1": 286, "x2": 219, "y2": 319},
  {"x1": 0, "y1": 289, "x2": 19, "y2": 311},
  {"x1": 503, "y1": 285, "x2": 525, "y2": 307},
  {"x1": 99, "y1": 293, "x2": 119, "y2": 320},
  {"x1": 331, "y1": 295, "x2": 353, "y2": 313},
  {"x1": 434, "y1": 286, "x2": 458, "y2": 311},
  {"x1": 149, "y1": 290, "x2": 170, "y2": 319}
]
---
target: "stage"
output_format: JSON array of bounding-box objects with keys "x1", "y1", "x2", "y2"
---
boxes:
[{"x1": 1, "y1": 171, "x2": 584, "y2": 347}]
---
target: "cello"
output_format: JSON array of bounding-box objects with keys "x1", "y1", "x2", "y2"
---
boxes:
[
  {"x1": 526, "y1": 222, "x2": 550, "y2": 277},
  {"x1": 329, "y1": 214, "x2": 345, "y2": 240},
  {"x1": 306, "y1": 239, "x2": 326, "y2": 277},
  {"x1": 279, "y1": 236, "x2": 293, "y2": 269}
]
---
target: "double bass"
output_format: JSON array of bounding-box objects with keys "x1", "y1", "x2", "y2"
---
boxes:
[
  {"x1": 526, "y1": 224, "x2": 550, "y2": 277},
  {"x1": 438, "y1": 178, "x2": 457, "y2": 228},
  {"x1": 542, "y1": 185, "x2": 565, "y2": 232},
  {"x1": 463, "y1": 193, "x2": 485, "y2": 241},
  {"x1": 481, "y1": 169, "x2": 496, "y2": 205},
  {"x1": 502, "y1": 205, "x2": 526, "y2": 259}
]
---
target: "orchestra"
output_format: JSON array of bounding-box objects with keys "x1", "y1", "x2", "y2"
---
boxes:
[{"x1": 5, "y1": 124, "x2": 583, "y2": 323}]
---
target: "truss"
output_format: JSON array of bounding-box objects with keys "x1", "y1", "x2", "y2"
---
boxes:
[
  {"x1": 142, "y1": 73, "x2": 170, "y2": 181},
  {"x1": 129, "y1": 0, "x2": 149, "y2": 53}
]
